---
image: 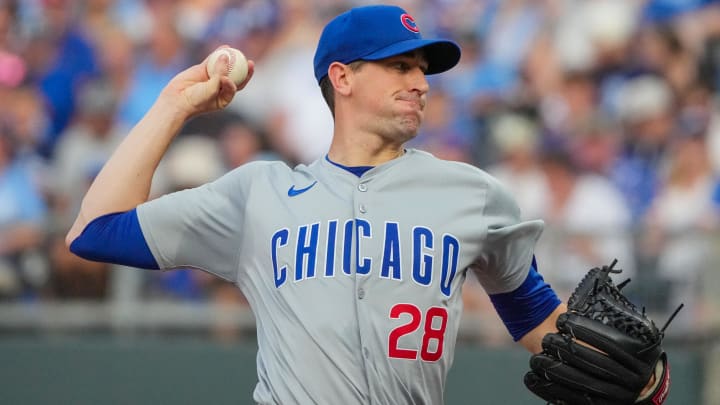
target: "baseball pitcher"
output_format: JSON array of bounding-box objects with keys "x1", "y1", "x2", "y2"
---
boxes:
[{"x1": 67, "y1": 5, "x2": 673, "y2": 405}]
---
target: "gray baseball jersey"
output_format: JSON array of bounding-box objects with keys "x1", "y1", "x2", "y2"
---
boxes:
[{"x1": 137, "y1": 148, "x2": 544, "y2": 405}]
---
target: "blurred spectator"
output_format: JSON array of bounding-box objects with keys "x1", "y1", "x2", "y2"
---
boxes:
[
  {"x1": 199, "y1": 0, "x2": 279, "y2": 56},
  {"x1": 34, "y1": 0, "x2": 102, "y2": 158},
  {"x1": 541, "y1": 70, "x2": 600, "y2": 148},
  {"x1": 51, "y1": 78, "x2": 126, "y2": 228},
  {"x1": 433, "y1": 30, "x2": 499, "y2": 166},
  {"x1": 481, "y1": 0, "x2": 547, "y2": 84},
  {"x1": 642, "y1": 134, "x2": 716, "y2": 330},
  {"x1": 521, "y1": 30, "x2": 562, "y2": 110},
  {"x1": 2, "y1": 85, "x2": 50, "y2": 190},
  {"x1": 567, "y1": 115, "x2": 623, "y2": 177},
  {"x1": 612, "y1": 74, "x2": 676, "y2": 222},
  {"x1": 175, "y1": 0, "x2": 226, "y2": 44},
  {"x1": 93, "y1": 26, "x2": 135, "y2": 108},
  {"x1": 552, "y1": 0, "x2": 638, "y2": 76},
  {"x1": 534, "y1": 149, "x2": 634, "y2": 299},
  {"x1": 568, "y1": 1, "x2": 644, "y2": 123},
  {"x1": 0, "y1": 121, "x2": 48, "y2": 299},
  {"x1": 117, "y1": 2, "x2": 189, "y2": 128},
  {"x1": 486, "y1": 112, "x2": 548, "y2": 220}
]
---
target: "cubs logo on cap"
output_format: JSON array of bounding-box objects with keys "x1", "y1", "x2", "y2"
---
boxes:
[
  {"x1": 313, "y1": 5, "x2": 461, "y2": 83},
  {"x1": 401, "y1": 13, "x2": 420, "y2": 33}
]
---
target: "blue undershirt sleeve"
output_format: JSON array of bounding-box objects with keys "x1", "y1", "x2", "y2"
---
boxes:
[
  {"x1": 69, "y1": 208, "x2": 160, "y2": 269},
  {"x1": 488, "y1": 257, "x2": 561, "y2": 341}
]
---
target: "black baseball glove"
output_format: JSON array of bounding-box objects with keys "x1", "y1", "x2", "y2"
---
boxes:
[{"x1": 524, "y1": 260, "x2": 681, "y2": 405}]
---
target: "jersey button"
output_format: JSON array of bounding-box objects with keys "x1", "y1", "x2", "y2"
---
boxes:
[
  {"x1": 359, "y1": 204, "x2": 367, "y2": 213},
  {"x1": 358, "y1": 183, "x2": 368, "y2": 192},
  {"x1": 363, "y1": 347, "x2": 369, "y2": 358},
  {"x1": 357, "y1": 288, "x2": 365, "y2": 299}
]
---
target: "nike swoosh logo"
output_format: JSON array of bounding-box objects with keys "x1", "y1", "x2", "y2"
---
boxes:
[{"x1": 288, "y1": 181, "x2": 317, "y2": 197}]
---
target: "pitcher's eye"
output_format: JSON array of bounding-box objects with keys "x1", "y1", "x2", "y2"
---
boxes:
[{"x1": 393, "y1": 62, "x2": 410, "y2": 72}]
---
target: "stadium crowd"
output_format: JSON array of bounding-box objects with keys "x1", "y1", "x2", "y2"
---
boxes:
[{"x1": 2, "y1": 0, "x2": 720, "y2": 341}]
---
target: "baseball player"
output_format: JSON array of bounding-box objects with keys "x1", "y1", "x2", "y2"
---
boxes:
[{"x1": 67, "y1": 5, "x2": 669, "y2": 405}]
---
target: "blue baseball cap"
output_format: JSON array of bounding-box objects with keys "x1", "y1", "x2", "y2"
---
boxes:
[{"x1": 313, "y1": 5, "x2": 461, "y2": 83}]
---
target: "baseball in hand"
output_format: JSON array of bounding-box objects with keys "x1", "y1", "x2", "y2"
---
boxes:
[{"x1": 206, "y1": 47, "x2": 248, "y2": 86}]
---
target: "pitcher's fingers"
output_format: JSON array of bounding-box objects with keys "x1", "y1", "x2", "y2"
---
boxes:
[
  {"x1": 529, "y1": 354, "x2": 637, "y2": 402},
  {"x1": 542, "y1": 333, "x2": 641, "y2": 388},
  {"x1": 210, "y1": 51, "x2": 231, "y2": 79},
  {"x1": 236, "y1": 60, "x2": 255, "y2": 91},
  {"x1": 217, "y1": 75, "x2": 238, "y2": 102},
  {"x1": 525, "y1": 371, "x2": 619, "y2": 405}
]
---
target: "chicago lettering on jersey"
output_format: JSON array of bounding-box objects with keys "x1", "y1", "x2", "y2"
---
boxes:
[{"x1": 271, "y1": 220, "x2": 460, "y2": 297}]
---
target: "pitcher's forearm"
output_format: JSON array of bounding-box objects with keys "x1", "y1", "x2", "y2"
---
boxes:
[{"x1": 66, "y1": 101, "x2": 189, "y2": 244}]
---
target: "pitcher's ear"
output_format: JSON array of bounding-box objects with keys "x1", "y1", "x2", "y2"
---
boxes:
[{"x1": 328, "y1": 62, "x2": 353, "y2": 97}]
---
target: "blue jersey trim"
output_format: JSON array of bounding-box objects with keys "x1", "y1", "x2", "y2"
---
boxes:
[
  {"x1": 488, "y1": 258, "x2": 561, "y2": 341},
  {"x1": 69, "y1": 209, "x2": 160, "y2": 269},
  {"x1": 325, "y1": 155, "x2": 374, "y2": 177}
]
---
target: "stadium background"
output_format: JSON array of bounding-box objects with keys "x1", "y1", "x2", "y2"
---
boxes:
[{"x1": 1, "y1": 0, "x2": 720, "y2": 403}]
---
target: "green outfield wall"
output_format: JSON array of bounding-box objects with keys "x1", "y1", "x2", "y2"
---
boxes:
[{"x1": 0, "y1": 338, "x2": 703, "y2": 404}]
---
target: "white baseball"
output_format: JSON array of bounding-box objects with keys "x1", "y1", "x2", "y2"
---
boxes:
[{"x1": 206, "y1": 47, "x2": 248, "y2": 86}]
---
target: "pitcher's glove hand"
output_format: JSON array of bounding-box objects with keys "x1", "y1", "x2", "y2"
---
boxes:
[{"x1": 524, "y1": 260, "x2": 682, "y2": 404}]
